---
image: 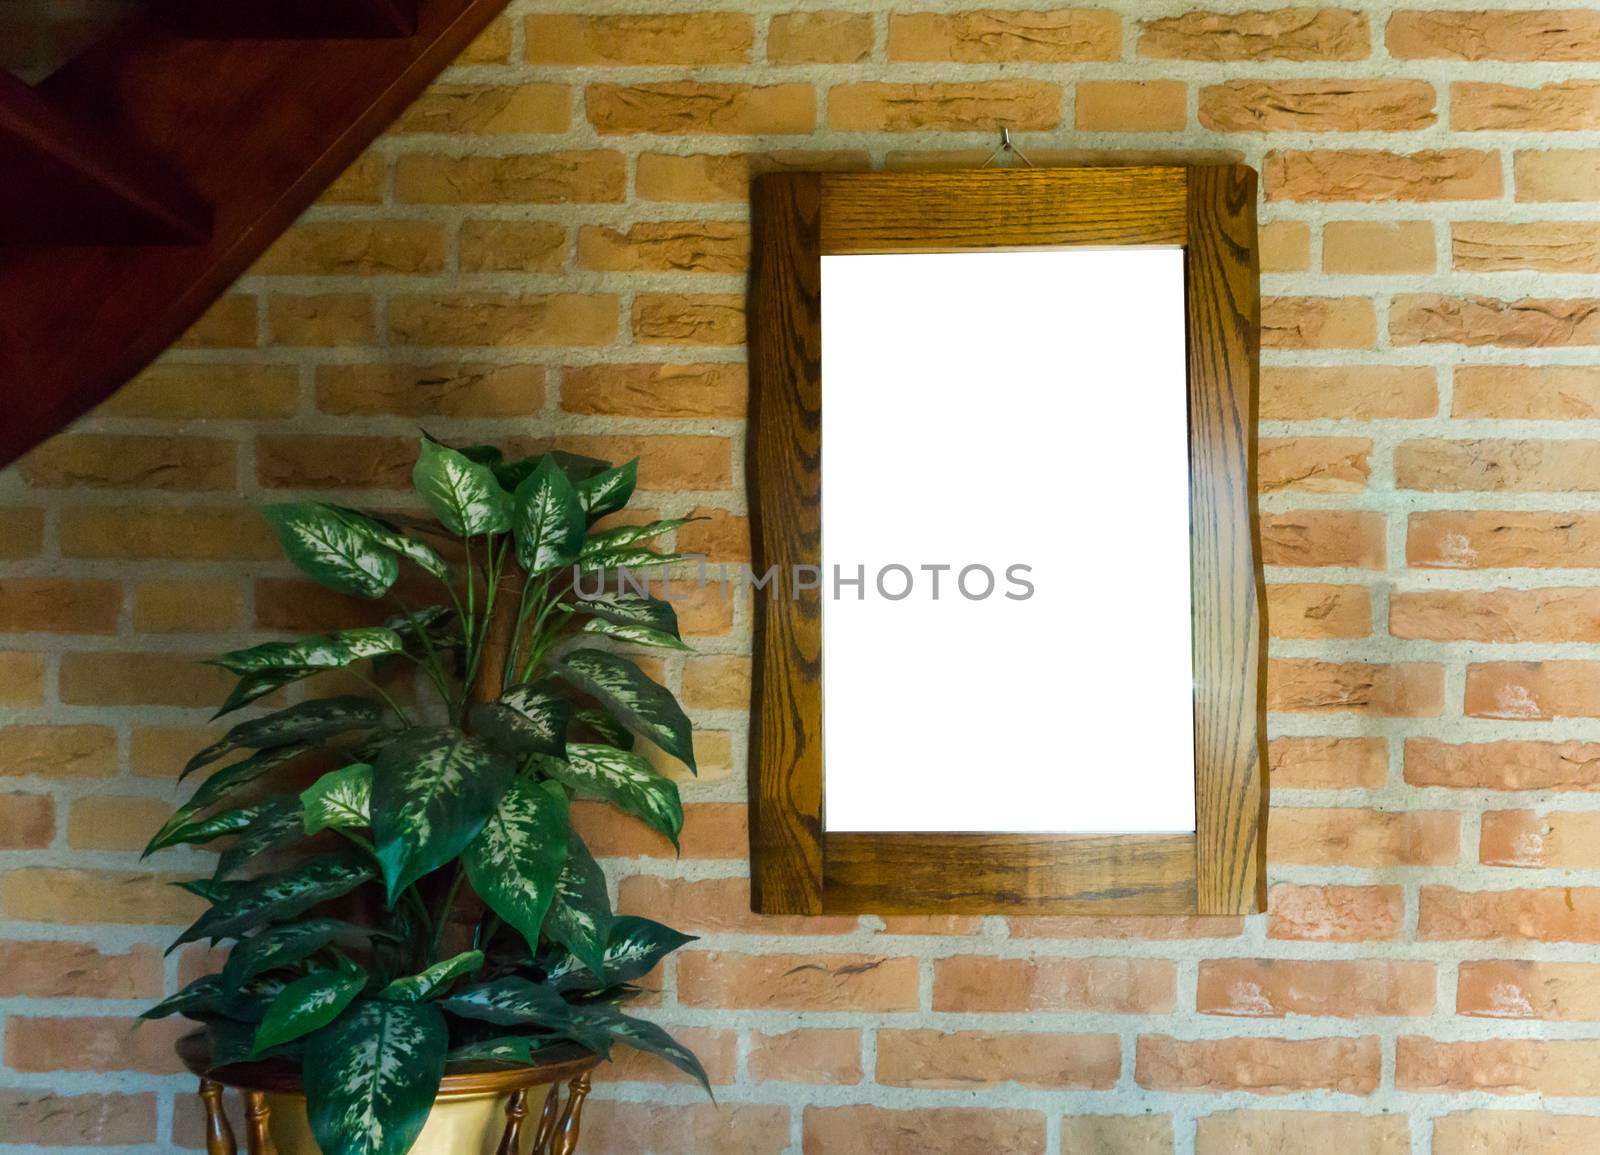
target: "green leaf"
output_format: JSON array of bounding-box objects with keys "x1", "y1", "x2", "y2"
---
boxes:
[
  {"x1": 213, "y1": 796, "x2": 306, "y2": 881},
  {"x1": 438, "y1": 976, "x2": 573, "y2": 1029},
  {"x1": 213, "y1": 628, "x2": 403, "y2": 675},
  {"x1": 574, "y1": 1007, "x2": 710, "y2": 1096},
  {"x1": 576, "y1": 548, "x2": 684, "y2": 572},
  {"x1": 462, "y1": 777, "x2": 569, "y2": 952},
  {"x1": 150, "y1": 744, "x2": 314, "y2": 854},
  {"x1": 172, "y1": 854, "x2": 375, "y2": 949},
  {"x1": 222, "y1": 920, "x2": 366, "y2": 988},
  {"x1": 331, "y1": 507, "x2": 451, "y2": 580},
  {"x1": 447, "y1": 1035, "x2": 566, "y2": 1064},
  {"x1": 543, "y1": 916, "x2": 696, "y2": 993},
  {"x1": 387, "y1": 606, "x2": 460, "y2": 655},
  {"x1": 211, "y1": 668, "x2": 308, "y2": 720},
  {"x1": 544, "y1": 832, "x2": 611, "y2": 980},
  {"x1": 142, "y1": 974, "x2": 227, "y2": 1021},
  {"x1": 571, "y1": 707, "x2": 633, "y2": 751},
  {"x1": 305, "y1": 1000, "x2": 447, "y2": 1155},
  {"x1": 145, "y1": 800, "x2": 266, "y2": 856},
  {"x1": 546, "y1": 744, "x2": 682, "y2": 846},
  {"x1": 494, "y1": 451, "x2": 612, "y2": 493},
  {"x1": 555, "y1": 649, "x2": 696, "y2": 772},
  {"x1": 579, "y1": 517, "x2": 696, "y2": 559},
  {"x1": 575, "y1": 459, "x2": 637, "y2": 521},
  {"x1": 253, "y1": 959, "x2": 366, "y2": 1055},
  {"x1": 262, "y1": 503, "x2": 400, "y2": 599},
  {"x1": 568, "y1": 592, "x2": 680, "y2": 635},
  {"x1": 184, "y1": 697, "x2": 385, "y2": 779},
  {"x1": 411, "y1": 438, "x2": 511, "y2": 537},
  {"x1": 302, "y1": 763, "x2": 373, "y2": 835},
  {"x1": 575, "y1": 617, "x2": 692, "y2": 652},
  {"x1": 511, "y1": 456, "x2": 585, "y2": 576},
  {"x1": 371, "y1": 728, "x2": 516, "y2": 904},
  {"x1": 470, "y1": 682, "x2": 569, "y2": 760},
  {"x1": 380, "y1": 949, "x2": 483, "y2": 1003}
]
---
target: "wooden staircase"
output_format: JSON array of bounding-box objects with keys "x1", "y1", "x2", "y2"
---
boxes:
[{"x1": 0, "y1": 0, "x2": 511, "y2": 468}]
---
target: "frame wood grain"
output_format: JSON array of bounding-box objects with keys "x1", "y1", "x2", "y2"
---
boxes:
[{"x1": 747, "y1": 165, "x2": 1263, "y2": 917}]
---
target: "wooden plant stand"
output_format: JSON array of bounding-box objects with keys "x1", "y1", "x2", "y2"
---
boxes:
[{"x1": 179, "y1": 1031, "x2": 598, "y2": 1155}]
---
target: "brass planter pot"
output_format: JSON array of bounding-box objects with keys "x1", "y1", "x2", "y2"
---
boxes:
[{"x1": 179, "y1": 1031, "x2": 600, "y2": 1155}]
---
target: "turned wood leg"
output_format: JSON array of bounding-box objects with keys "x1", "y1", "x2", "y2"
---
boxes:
[
  {"x1": 550, "y1": 1073, "x2": 591, "y2": 1155},
  {"x1": 495, "y1": 1089, "x2": 529, "y2": 1155},
  {"x1": 199, "y1": 1079, "x2": 236, "y2": 1155},
  {"x1": 243, "y1": 1091, "x2": 277, "y2": 1155},
  {"x1": 531, "y1": 1083, "x2": 562, "y2": 1154}
]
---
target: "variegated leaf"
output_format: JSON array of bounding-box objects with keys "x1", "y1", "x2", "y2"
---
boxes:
[
  {"x1": 567, "y1": 592, "x2": 680, "y2": 635},
  {"x1": 145, "y1": 800, "x2": 266, "y2": 856},
  {"x1": 511, "y1": 456, "x2": 585, "y2": 575},
  {"x1": 302, "y1": 763, "x2": 373, "y2": 835},
  {"x1": 576, "y1": 617, "x2": 692, "y2": 651},
  {"x1": 261, "y1": 503, "x2": 400, "y2": 600},
  {"x1": 222, "y1": 920, "x2": 366, "y2": 988},
  {"x1": 152, "y1": 744, "x2": 314, "y2": 853},
  {"x1": 438, "y1": 976, "x2": 572, "y2": 1029},
  {"x1": 573, "y1": 1007, "x2": 709, "y2": 1095},
  {"x1": 575, "y1": 547, "x2": 684, "y2": 572},
  {"x1": 544, "y1": 832, "x2": 611, "y2": 979},
  {"x1": 184, "y1": 697, "x2": 385, "y2": 779},
  {"x1": 578, "y1": 517, "x2": 696, "y2": 559},
  {"x1": 212, "y1": 628, "x2": 403, "y2": 675},
  {"x1": 462, "y1": 778, "x2": 569, "y2": 951},
  {"x1": 140, "y1": 974, "x2": 226, "y2": 1021},
  {"x1": 380, "y1": 949, "x2": 482, "y2": 1003},
  {"x1": 571, "y1": 707, "x2": 633, "y2": 750},
  {"x1": 213, "y1": 668, "x2": 309, "y2": 719},
  {"x1": 411, "y1": 438, "x2": 511, "y2": 537},
  {"x1": 469, "y1": 681, "x2": 569, "y2": 760},
  {"x1": 213, "y1": 796, "x2": 305, "y2": 880},
  {"x1": 305, "y1": 1000, "x2": 447, "y2": 1155},
  {"x1": 493, "y1": 450, "x2": 610, "y2": 493},
  {"x1": 447, "y1": 1035, "x2": 566, "y2": 1064},
  {"x1": 371, "y1": 728, "x2": 515, "y2": 904},
  {"x1": 173, "y1": 854, "x2": 375, "y2": 948},
  {"x1": 541, "y1": 915, "x2": 696, "y2": 993},
  {"x1": 331, "y1": 507, "x2": 450, "y2": 580},
  {"x1": 555, "y1": 649, "x2": 695, "y2": 772},
  {"x1": 574, "y1": 458, "x2": 637, "y2": 521},
  {"x1": 546, "y1": 744, "x2": 682, "y2": 846},
  {"x1": 252, "y1": 959, "x2": 366, "y2": 1054}
]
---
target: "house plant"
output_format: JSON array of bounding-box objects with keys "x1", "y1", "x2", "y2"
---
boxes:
[{"x1": 142, "y1": 437, "x2": 708, "y2": 1155}]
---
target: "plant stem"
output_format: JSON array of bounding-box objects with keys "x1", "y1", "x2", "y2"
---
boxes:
[
  {"x1": 391, "y1": 598, "x2": 452, "y2": 705},
  {"x1": 351, "y1": 671, "x2": 409, "y2": 727},
  {"x1": 463, "y1": 537, "x2": 506, "y2": 697},
  {"x1": 428, "y1": 866, "x2": 467, "y2": 963}
]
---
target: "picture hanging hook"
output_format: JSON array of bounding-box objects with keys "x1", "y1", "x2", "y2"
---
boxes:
[{"x1": 982, "y1": 126, "x2": 1035, "y2": 169}]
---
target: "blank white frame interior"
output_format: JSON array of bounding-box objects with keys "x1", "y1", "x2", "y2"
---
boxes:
[{"x1": 820, "y1": 247, "x2": 1196, "y2": 834}]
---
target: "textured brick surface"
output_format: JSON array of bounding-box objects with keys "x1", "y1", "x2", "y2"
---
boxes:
[{"x1": 5, "y1": 3, "x2": 1600, "y2": 1151}]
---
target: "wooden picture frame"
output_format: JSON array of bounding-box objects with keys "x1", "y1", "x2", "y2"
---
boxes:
[{"x1": 746, "y1": 166, "x2": 1264, "y2": 917}]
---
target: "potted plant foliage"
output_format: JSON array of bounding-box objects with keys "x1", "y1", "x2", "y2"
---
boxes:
[{"x1": 142, "y1": 438, "x2": 707, "y2": 1155}]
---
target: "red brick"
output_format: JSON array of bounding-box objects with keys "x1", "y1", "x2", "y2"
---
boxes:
[
  {"x1": 1467, "y1": 662, "x2": 1600, "y2": 720},
  {"x1": 1196, "y1": 959, "x2": 1435, "y2": 1017},
  {"x1": 1270, "y1": 807, "x2": 1459, "y2": 866},
  {"x1": 1268, "y1": 660, "x2": 1443, "y2": 717},
  {"x1": 1407, "y1": 739, "x2": 1600, "y2": 791},
  {"x1": 1268, "y1": 736, "x2": 1387, "y2": 789},
  {"x1": 804, "y1": 1106, "x2": 1047, "y2": 1155},
  {"x1": 876, "y1": 1029, "x2": 1119, "y2": 1090},
  {"x1": 1136, "y1": 1035, "x2": 1381, "y2": 1094},
  {"x1": 1195, "y1": 1112, "x2": 1409, "y2": 1155},
  {"x1": 1459, "y1": 960, "x2": 1600, "y2": 1020},
  {"x1": 749, "y1": 1029, "x2": 861, "y2": 1084},
  {"x1": 1409, "y1": 510, "x2": 1600, "y2": 569},
  {"x1": 584, "y1": 1103, "x2": 790, "y2": 1155},
  {"x1": 1262, "y1": 511, "x2": 1385, "y2": 568},
  {"x1": 932, "y1": 956, "x2": 1176, "y2": 1014},
  {"x1": 677, "y1": 951, "x2": 920, "y2": 1011},
  {"x1": 1481, "y1": 810, "x2": 1600, "y2": 868},
  {"x1": 1267, "y1": 584, "x2": 1371, "y2": 640},
  {"x1": 1268, "y1": 883, "x2": 1404, "y2": 942},
  {"x1": 1420, "y1": 886, "x2": 1600, "y2": 942},
  {"x1": 1398, "y1": 1036, "x2": 1600, "y2": 1096},
  {"x1": 616, "y1": 875, "x2": 856, "y2": 936}
]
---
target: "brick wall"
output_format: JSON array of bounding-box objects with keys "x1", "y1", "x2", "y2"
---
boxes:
[{"x1": 3, "y1": 3, "x2": 1600, "y2": 1152}]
